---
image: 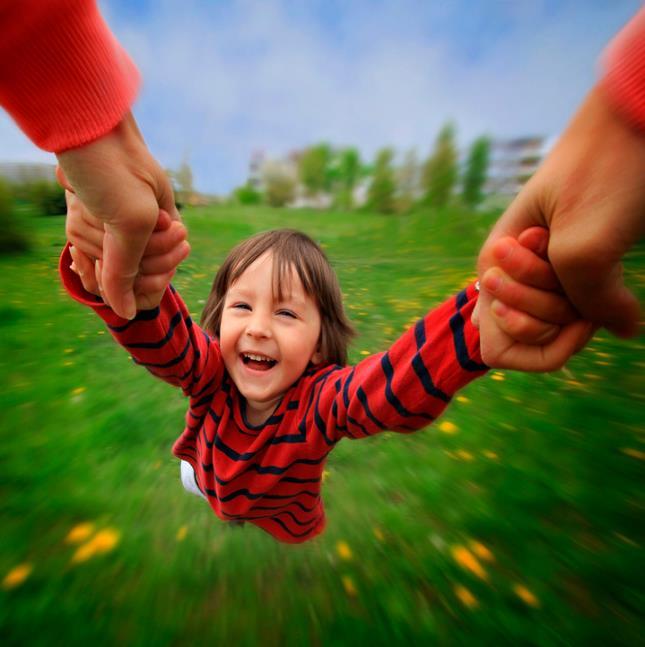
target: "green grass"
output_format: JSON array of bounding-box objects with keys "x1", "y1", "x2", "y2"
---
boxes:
[{"x1": 1, "y1": 205, "x2": 643, "y2": 645}]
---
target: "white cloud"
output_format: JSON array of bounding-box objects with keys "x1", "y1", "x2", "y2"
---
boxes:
[{"x1": 1, "y1": 0, "x2": 640, "y2": 192}]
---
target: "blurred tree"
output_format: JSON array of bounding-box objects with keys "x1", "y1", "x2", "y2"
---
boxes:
[
  {"x1": 0, "y1": 179, "x2": 29, "y2": 253},
  {"x1": 263, "y1": 162, "x2": 296, "y2": 207},
  {"x1": 174, "y1": 159, "x2": 194, "y2": 206},
  {"x1": 232, "y1": 182, "x2": 262, "y2": 205},
  {"x1": 461, "y1": 136, "x2": 491, "y2": 208},
  {"x1": 422, "y1": 123, "x2": 458, "y2": 207},
  {"x1": 335, "y1": 147, "x2": 361, "y2": 209},
  {"x1": 298, "y1": 143, "x2": 331, "y2": 198},
  {"x1": 396, "y1": 148, "x2": 420, "y2": 213},
  {"x1": 367, "y1": 148, "x2": 396, "y2": 214}
]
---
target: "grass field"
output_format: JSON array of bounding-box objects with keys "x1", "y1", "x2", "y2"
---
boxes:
[{"x1": 1, "y1": 205, "x2": 643, "y2": 645}]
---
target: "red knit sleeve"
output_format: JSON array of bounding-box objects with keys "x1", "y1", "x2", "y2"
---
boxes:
[
  {"x1": 312, "y1": 284, "x2": 487, "y2": 444},
  {"x1": 59, "y1": 244, "x2": 224, "y2": 399},
  {"x1": 0, "y1": 0, "x2": 140, "y2": 152},
  {"x1": 600, "y1": 7, "x2": 645, "y2": 132}
]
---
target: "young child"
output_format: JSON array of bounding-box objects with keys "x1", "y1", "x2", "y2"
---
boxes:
[{"x1": 61, "y1": 196, "x2": 589, "y2": 543}]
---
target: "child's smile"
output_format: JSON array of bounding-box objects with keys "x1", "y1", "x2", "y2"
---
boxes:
[{"x1": 219, "y1": 251, "x2": 322, "y2": 425}]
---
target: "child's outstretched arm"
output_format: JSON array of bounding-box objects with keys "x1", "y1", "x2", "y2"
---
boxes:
[{"x1": 475, "y1": 227, "x2": 595, "y2": 372}]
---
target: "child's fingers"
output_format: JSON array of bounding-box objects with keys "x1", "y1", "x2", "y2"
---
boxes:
[
  {"x1": 138, "y1": 241, "x2": 191, "y2": 275},
  {"x1": 65, "y1": 191, "x2": 105, "y2": 259},
  {"x1": 490, "y1": 299, "x2": 560, "y2": 345},
  {"x1": 143, "y1": 221, "x2": 187, "y2": 257},
  {"x1": 69, "y1": 245, "x2": 100, "y2": 295},
  {"x1": 482, "y1": 267, "x2": 578, "y2": 324},
  {"x1": 504, "y1": 320, "x2": 595, "y2": 372},
  {"x1": 517, "y1": 227, "x2": 549, "y2": 260},
  {"x1": 492, "y1": 236, "x2": 560, "y2": 290}
]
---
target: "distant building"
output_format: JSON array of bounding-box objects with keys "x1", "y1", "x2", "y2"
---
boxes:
[{"x1": 486, "y1": 136, "x2": 551, "y2": 195}]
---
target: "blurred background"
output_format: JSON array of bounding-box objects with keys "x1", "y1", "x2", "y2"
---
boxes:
[{"x1": 1, "y1": 1, "x2": 643, "y2": 644}]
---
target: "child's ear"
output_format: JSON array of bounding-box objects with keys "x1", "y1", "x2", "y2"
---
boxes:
[{"x1": 311, "y1": 348, "x2": 323, "y2": 365}]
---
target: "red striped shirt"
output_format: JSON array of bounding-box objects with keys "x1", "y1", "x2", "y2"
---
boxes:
[{"x1": 60, "y1": 246, "x2": 486, "y2": 543}]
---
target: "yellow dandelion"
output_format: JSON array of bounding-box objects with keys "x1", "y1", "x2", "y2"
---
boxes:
[
  {"x1": 451, "y1": 546, "x2": 487, "y2": 580},
  {"x1": 456, "y1": 396, "x2": 469, "y2": 404},
  {"x1": 456, "y1": 450, "x2": 474, "y2": 461},
  {"x1": 342, "y1": 575, "x2": 357, "y2": 597},
  {"x1": 621, "y1": 448, "x2": 645, "y2": 461},
  {"x1": 513, "y1": 584, "x2": 540, "y2": 608},
  {"x1": 439, "y1": 421, "x2": 458, "y2": 434},
  {"x1": 64, "y1": 348, "x2": 74, "y2": 354},
  {"x1": 63, "y1": 361, "x2": 74, "y2": 367},
  {"x1": 359, "y1": 350, "x2": 370, "y2": 356},
  {"x1": 336, "y1": 540, "x2": 353, "y2": 561},
  {"x1": 71, "y1": 528, "x2": 120, "y2": 563},
  {"x1": 454, "y1": 584, "x2": 478, "y2": 608},
  {"x1": 72, "y1": 387, "x2": 86, "y2": 396},
  {"x1": 469, "y1": 541, "x2": 494, "y2": 562},
  {"x1": 65, "y1": 522, "x2": 95, "y2": 544},
  {"x1": 2, "y1": 563, "x2": 32, "y2": 590},
  {"x1": 483, "y1": 450, "x2": 498, "y2": 460},
  {"x1": 373, "y1": 527, "x2": 384, "y2": 542},
  {"x1": 322, "y1": 469, "x2": 331, "y2": 483},
  {"x1": 491, "y1": 372, "x2": 505, "y2": 381},
  {"x1": 176, "y1": 526, "x2": 188, "y2": 541}
]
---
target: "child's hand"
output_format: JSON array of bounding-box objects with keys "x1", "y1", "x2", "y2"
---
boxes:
[
  {"x1": 66, "y1": 191, "x2": 190, "y2": 311},
  {"x1": 474, "y1": 227, "x2": 595, "y2": 372}
]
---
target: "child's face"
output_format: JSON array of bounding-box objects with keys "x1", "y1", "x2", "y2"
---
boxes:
[{"x1": 219, "y1": 251, "x2": 322, "y2": 423}]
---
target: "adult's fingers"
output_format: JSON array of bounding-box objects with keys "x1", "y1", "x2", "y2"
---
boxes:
[{"x1": 482, "y1": 268, "x2": 578, "y2": 324}]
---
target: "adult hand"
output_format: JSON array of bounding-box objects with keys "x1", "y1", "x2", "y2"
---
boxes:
[
  {"x1": 476, "y1": 86, "x2": 645, "y2": 340},
  {"x1": 66, "y1": 191, "x2": 190, "y2": 311},
  {"x1": 56, "y1": 111, "x2": 180, "y2": 320}
]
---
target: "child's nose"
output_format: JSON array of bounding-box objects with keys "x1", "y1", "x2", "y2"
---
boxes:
[{"x1": 245, "y1": 312, "x2": 272, "y2": 339}]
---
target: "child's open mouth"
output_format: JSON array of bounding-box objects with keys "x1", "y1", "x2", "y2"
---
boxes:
[{"x1": 241, "y1": 352, "x2": 277, "y2": 371}]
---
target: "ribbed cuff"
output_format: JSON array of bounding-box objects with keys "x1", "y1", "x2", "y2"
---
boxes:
[
  {"x1": 600, "y1": 7, "x2": 645, "y2": 133},
  {"x1": 0, "y1": 0, "x2": 140, "y2": 152}
]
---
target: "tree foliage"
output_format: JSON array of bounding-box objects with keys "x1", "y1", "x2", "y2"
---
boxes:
[
  {"x1": 396, "y1": 148, "x2": 420, "y2": 213},
  {"x1": 298, "y1": 144, "x2": 331, "y2": 197},
  {"x1": 233, "y1": 182, "x2": 262, "y2": 205},
  {"x1": 367, "y1": 148, "x2": 396, "y2": 214},
  {"x1": 263, "y1": 162, "x2": 296, "y2": 207},
  {"x1": 334, "y1": 147, "x2": 361, "y2": 209},
  {"x1": 461, "y1": 136, "x2": 490, "y2": 207},
  {"x1": 422, "y1": 123, "x2": 458, "y2": 207}
]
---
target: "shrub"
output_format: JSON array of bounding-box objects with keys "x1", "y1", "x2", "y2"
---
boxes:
[
  {"x1": 0, "y1": 180, "x2": 29, "y2": 253},
  {"x1": 28, "y1": 180, "x2": 67, "y2": 216}
]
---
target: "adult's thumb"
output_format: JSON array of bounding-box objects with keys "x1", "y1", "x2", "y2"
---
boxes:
[
  {"x1": 562, "y1": 262, "x2": 641, "y2": 338},
  {"x1": 101, "y1": 222, "x2": 153, "y2": 320}
]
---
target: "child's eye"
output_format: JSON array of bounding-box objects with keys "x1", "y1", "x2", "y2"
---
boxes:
[
  {"x1": 277, "y1": 309, "x2": 297, "y2": 319},
  {"x1": 232, "y1": 303, "x2": 251, "y2": 311}
]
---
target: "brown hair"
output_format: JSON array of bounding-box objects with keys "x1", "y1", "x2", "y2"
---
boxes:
[{"x1": 201, "y1": 229, "x2": 355, "y2": 366}]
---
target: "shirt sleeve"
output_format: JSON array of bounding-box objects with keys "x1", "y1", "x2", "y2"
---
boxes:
[
  {"x1": 600, "y1": 6, "x2": 645, "y2": 132},
  {"x1": 59, "y1": 244, "x2": 224, "y2": 398},
  {"x1": 0, "y1": 0, "x2": 140, "y2": 152},
  {"x1": 315, "y1": 283, "x2": 487, "y2": 443}
]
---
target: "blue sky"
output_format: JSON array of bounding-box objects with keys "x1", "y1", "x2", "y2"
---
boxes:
[{"x1": 1, "y1": 0, "x2": 640, "y2": 194}]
